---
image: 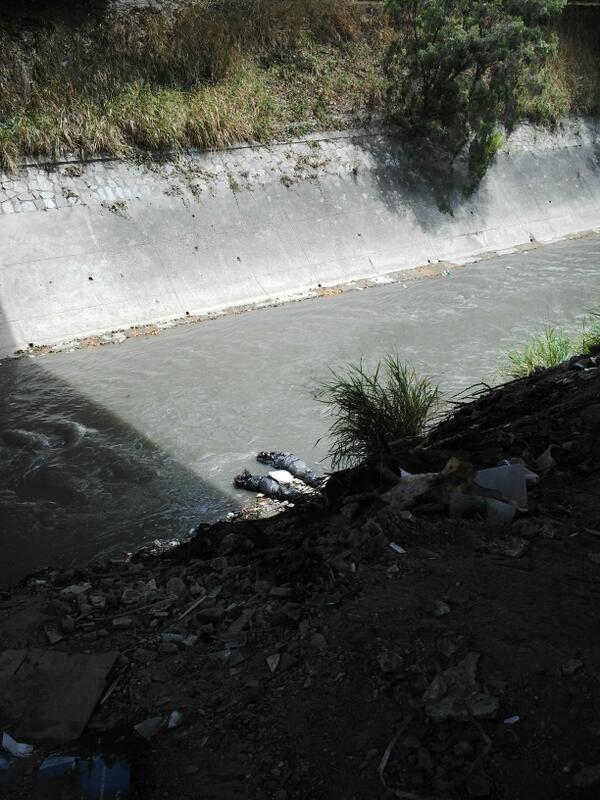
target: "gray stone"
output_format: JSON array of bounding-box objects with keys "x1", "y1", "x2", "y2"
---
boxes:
[
  {"x1": 580, "y1": 404, "x2": 600, "y2": 426},
  {"x1": 310, "y1": 633, "x2": 328, "y2": 651},
  {"x1": 61, "y1": 616, "x2": 76, "y2": 633},
  {"x1": 166, "y1": 576, "x2": 187, "y2": 597},
  {"x1": 467, "y1": 772, "x2": 490, "y2": 797},
  {"x1": 453, "y1": 740, "x2": 474, "y2": 758},
  {"x1": 574, "y1": 765, "x2": 600, "y2": 788},
  {"x1": 158, "y1": 641, "x2": 179, "y2": 654},
  {"x1": 112, "y1": 616, "x2": 134, "y2": 629}
]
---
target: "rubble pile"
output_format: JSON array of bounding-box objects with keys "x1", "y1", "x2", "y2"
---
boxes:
[{"x1": 1, "y1": 354, "x2": 600, "y2": 798}]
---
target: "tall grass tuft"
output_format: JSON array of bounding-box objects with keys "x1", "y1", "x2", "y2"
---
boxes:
[
  {"x1": 316, "y1": 356, "x2": 441, "y2": 469},
  {"x1": 575, "y1": 311, "x2": 600, "y2": 355},
  {"x1": 502, "y1": 327, "x2": 573, "y2": 380}
]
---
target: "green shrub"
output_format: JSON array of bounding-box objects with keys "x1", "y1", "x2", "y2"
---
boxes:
[
  {"x1": 384, "y1": 0, "x2": 566, "y2": 184},
  {"x1": 503, "y1": 327, "x2": 573, "y2": 380},
  {"x1": 316, "y1": 356, "x2": 441, "y2": 468}
]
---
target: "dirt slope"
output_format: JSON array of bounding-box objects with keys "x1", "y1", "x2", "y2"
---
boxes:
[{"x1": 1, "y1": 352, "x2": 600, "y2": 798}]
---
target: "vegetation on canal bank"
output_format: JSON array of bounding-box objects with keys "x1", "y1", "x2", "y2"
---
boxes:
[
  {"x1": 0, "y1": 0, "x2": 598, "y2": 172},
  {"x1": 316, "y1": 355, "x2": 441, "y2": 468},
  {"x1": 502, "y1": 312, "x2": 600, "y2": 380}
]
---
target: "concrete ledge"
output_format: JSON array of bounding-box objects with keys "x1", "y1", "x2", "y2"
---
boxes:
[{"x1": 1, "y1": 119, "x2": 599, "y2": 357}]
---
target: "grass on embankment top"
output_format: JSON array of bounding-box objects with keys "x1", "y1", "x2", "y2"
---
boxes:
[
  {"x1": 0, "y1": 0, "x2": 387, "y2": 171},
  {"x1": 0, "y1": 0, "x2": 598, "y2": 171}
]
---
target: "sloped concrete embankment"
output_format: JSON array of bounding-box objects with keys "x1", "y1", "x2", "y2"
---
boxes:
[{"x1": 0, "y1": 120, "x2": 599, "y2": 357}]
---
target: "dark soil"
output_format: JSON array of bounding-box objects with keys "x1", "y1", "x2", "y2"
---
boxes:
[{"x1": 1, "y1": 353, "x2": 600, "y2": 799}]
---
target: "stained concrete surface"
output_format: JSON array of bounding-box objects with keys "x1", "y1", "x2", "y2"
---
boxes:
[{"x1": 1, "y1": 121, "x2": 599, "y2": 357}]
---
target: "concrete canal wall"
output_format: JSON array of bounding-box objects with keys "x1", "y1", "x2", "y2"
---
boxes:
[{"x1": 0, "y1": 120, "x2": 599, "y2": 357}]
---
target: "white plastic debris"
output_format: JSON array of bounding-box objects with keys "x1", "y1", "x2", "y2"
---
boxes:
[
  {"x1": 2, "y1": 732, "x2": 33, "y2": 758},
  {"x1": 474, "y1": 464, "x2": 536, "y2": 511},
  {"x1": 389, "y1": 543, "x2": 407, "y2": 555},
  {"x1": 504, "y1": 715, "x2": 520, "y2": 725},
  {"x1": 268, "y1": 470, "x2": 294, "y2": 485},
  {"x1": 168, "y1": 711, "x2": 183, "y2": 729}
]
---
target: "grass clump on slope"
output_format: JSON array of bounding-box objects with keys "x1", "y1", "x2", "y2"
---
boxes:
[{"x1": 316, "y1": 355, "x2": 441, "y2": 469}]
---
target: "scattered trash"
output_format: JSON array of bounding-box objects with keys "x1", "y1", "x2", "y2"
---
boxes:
[
  {"x1": 503, "y1": 715, "x2": 520, "y2": 725},
  {"x1": 2, "y1": 732, "x2": 33, "y2": 758},
  {"x1": 177, "y1": 595, "x2": 207, "y2": 620},
  {"x1": 167, "y1": 711, "x2": 183, "y2": 729},
  {"x1": 474, "y1": 463, "x2": 535, "y2": 510},
  {"x1": 389, "y1": 543, "x2": 407, "y2": 555},
  {"x1": 378, "y1": 716, "x2": 412, "y2": 796}
]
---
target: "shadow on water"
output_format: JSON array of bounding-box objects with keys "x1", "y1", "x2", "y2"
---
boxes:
[{"x1": 0, "y1": 307, "x2": 235, "y2": 590}]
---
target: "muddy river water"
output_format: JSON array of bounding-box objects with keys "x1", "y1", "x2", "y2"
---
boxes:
[{"x1": 1, "y1": 234, "x2": 599, "y2": 587}]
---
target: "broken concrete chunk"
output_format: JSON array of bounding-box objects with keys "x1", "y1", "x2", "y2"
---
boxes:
[
  {"x1": 562, "y1": 658, "x2": 583, "y2": 675},
  {"x1": 112, "y1": 616, "x2": 135, "y2": 629},
  {"x1": 423, "y1": 652, "x2": 499, "y2": 722},
  {"x1": 487, "y1": 537, "x2": 528, "y2": 558},
  {"x1": 269, "y1": 586, "x2": 292, "y2": 599},
  {"x1": 0, "y1": 649, "x2": 118, "y2": 745},
  {"x1": 60, "y1": 582, "x2": 91, "y2": 596},
  {"x1": 134, "y1": 716, "x2": 165, "y2": 741},
  {"x1": 266, "y1": 653, "x2": 280, "y2": 673},
  {"x1": 132, "y1": 648, "x2": 157, "y2": 665},
  {"x1": 433, "y1": 600, "x2": 451, "y2": 617},
  {"x1": 227, "y1": 608, "x2": 255, "y2": 637},
  {"x1": 382, "y1": 473, "x2": 438, "y2": 511},
  {"x1": 44, "y1": 627, "x2": 63, "y2": 646}
]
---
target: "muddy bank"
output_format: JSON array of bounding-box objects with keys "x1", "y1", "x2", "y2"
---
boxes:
[{"x1": 1, "y1": 351, "x2": 600, "y2": 798}]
